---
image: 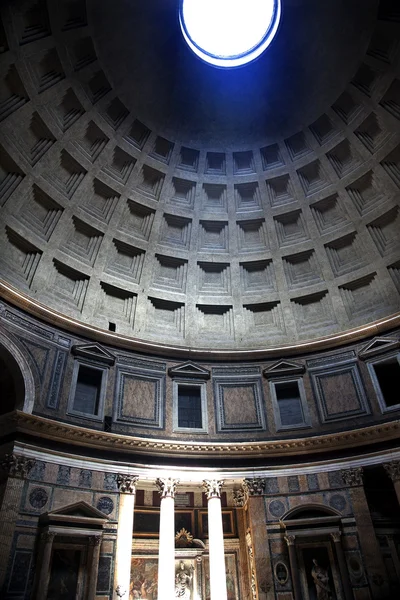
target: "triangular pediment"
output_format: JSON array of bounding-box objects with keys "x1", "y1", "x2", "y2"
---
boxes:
[
  {"x1": 168, "y1": 361, "x2": 210, "y2": 380},
  {"x1": 72, "y1": 343, "x2": 115, "y2": 366},
  {"x1": 263, "y1": 360, "x2": 305, "y2": 378},
  {"x1": 47, "y1": 501, "x2": 109, "y2": 519},
  {"x1": 358, "y1": 337, "x2": 400, "y2": 359}
]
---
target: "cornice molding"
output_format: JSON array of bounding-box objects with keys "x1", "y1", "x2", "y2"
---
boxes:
[
  {"x1": 1, "y1": 281, "x2": 400, "y2": 361},
  {"x1": 2, "y1": 411, "x2": 400, "y2": 460}
]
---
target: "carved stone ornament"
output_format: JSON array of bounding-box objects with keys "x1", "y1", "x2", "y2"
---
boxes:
[
  {"x1": 341, "y1": 467, "x2": 363, "y2": 487},
  {"x1": 117, "y1": 474, "x2": 139, "y2": 494},
  {"x1": 243, "y1": 477, "x2": 266, "y2": 496},
  {"x1": 203, "y1": 479, "x2": 224, "y2": 499},
  {"x1": 156, "y1": 477, "x2": 180, "y2": 498},
  {"x1": 383, "y1": 461, "x2": 400, "y2": 483},
  {"x1": 115, "y1": 584, "x2": 127, "y2": 597},
  {"x1": 245, "y1": 529, "x2": 257, "y2": 600},
  {"x1": 233, "y1": 487, "x2": 248, "y2": 507},
  {"x1": 284, "y1": 534, "x2": 296, "y2": 546},
  {"x1": 0, "y1": 453, "x2": 36, "y2": 479},
  {"x1": 331, "y1": 532, "x2": 341, "y2": 543}
]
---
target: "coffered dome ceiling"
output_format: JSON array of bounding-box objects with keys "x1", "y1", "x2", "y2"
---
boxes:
[{"x1": 0, "y1": 0, "x2": 399, "y2": 351}]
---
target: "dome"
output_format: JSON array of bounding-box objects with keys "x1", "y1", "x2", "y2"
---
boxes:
[{"x1": 0, "y1": 0, "x2": 399, "y2": 354}]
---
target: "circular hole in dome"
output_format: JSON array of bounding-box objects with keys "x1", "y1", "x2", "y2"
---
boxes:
[{"x1": 179, "y1": 0, "x2": 281, "y2": 68}]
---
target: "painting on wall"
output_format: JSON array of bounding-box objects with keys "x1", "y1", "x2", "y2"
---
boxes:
[
  {"x1": 198, "y1": 510, "x2": 236, "y2": 537},
  {"x1": 203, "y1": 553, "x2": 239, "y2": 600},
  {"x1": 130, "y1": 557, "x2": 158, "y2": 599}
]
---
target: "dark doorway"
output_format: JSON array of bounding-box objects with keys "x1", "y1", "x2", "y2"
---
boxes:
[{"x1": 47, "y1": 549, "x2": 81, "y2": 600}]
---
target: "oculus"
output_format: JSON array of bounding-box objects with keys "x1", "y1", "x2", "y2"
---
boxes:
[{"x1": 179, "y1": 0, "x2": 281, "y2": 68}]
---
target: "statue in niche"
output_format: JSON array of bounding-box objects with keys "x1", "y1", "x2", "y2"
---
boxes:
[
  {"x1": 175, "y1": 561, "x2": 194, "y2": 598},
  {"x1": 311, "y1": 559, "x2": 332, "y2": 600}
]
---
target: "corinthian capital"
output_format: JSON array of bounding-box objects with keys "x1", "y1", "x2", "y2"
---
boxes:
[
  {"x1": 117, "y1": 474, "x2": 139, "y2": 494},
  {"x1": 155, "y1": 477, "x2": 179, "y2": 498},
  {"x1": 0, "y1": 453, "x2": 36, "y2": 479},
  {"x1": 233, "y1": 487, "x2": 248, "y2": 507},
  {"x1": 203, "y1": 479, "x2": 224, "y2": 499},
  {"x1": 383, "y1": 461, "x2": 400, "y2": 483},
  {"x1": 243, "y1": 477, "x2": 266, "y2": 496},
  {"x1": 341, "y1": 467, "x2": 363, "y2": 487}
]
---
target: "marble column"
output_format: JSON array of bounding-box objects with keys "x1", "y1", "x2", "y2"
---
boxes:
[
  {"x1": 331, "y1": 532, "x2": 353, "y2": 600},
  {"x1": 383, "y1": 461, "x2": 400, "y2": 506},
  {"x1": 156, "y1": 477, "x2": 179, "y2": 600},
  {"x1": 284, "y1": 534, "x2": 302, "y2": 600},
  {"x1": 35, "y1": 531, "x2": 56, "y2": 599},
  {"x1": 114, "y1": 474, "x2": 139, "y2": 599},
  {"x1": 88, "y1": 535, "x2": 102, "y2": 600},
  {"x1": 0, "y1": 454, "x2": 35, "y2": 590},
  {"x1": 341, "y1": 467, "x2": 389, "y2": 599},
  {"x1": 203, "y1": 479, "x2": 227, "y2": 600}
]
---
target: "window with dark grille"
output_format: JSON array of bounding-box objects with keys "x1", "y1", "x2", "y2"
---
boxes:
[
  {"x1": 275, "y1": 381, "x2": 304, "y2": 426},
  {"x1": 178, "y1": 385, "x2": 202, "y2": 428},
  {"x1": 73, "y1": 365, "x2": 102, "y2": 415},
  {"x1": 373, "y1": 359, "x2": 400, "y2": 407}
]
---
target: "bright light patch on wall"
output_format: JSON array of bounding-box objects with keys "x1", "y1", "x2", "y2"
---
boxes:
[{"x1": 179, "y1": 0, "x2": 281, "y2": 68}]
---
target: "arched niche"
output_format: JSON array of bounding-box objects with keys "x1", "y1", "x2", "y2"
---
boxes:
[
  {"x1": 0, "y1": 330, "x2": 37, "y2": 414},
  {"x1": 282, "y1": 503, "x2": 342, "y2": 522}
]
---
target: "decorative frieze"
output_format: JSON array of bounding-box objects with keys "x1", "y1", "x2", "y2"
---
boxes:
[
  {"x1": 341, "y1": 467, "x2": 363, "y2": 487},
  {"x1": 117, "y1": 474, "x2": 139, "y2": 494}
]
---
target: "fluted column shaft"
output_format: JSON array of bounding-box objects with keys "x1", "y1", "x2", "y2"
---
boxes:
[
  {"x1": 114, "y1": 474, "x2": 139, "y2": 599},
  {"x1": 285, "y1": 535, "x2": 302, "y2": 600},
  {"x1": 156, "y1": 477, "x2": 179, "y2": 600},
  {"x1": 88, "y1": 535, "x2": 102, "y2": 600},
  {"x1": 203, "y1": 480, "x2": 227, "y2": 600},
  {"x1": 331, "y1": 532, "x2": 353, "y2": 600},
  {"x1": 35, "y1": 531, "x2": 56, "y2": 599}
]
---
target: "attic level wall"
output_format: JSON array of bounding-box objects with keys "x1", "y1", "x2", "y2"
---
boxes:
[{"x1": 0, "y1": 299, "x2": 399, "y2": 444}]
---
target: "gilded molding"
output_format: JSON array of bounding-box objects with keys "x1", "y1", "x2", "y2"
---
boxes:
[{"x1": 2, "y1": 411, "x2": 400, "y2": 459}]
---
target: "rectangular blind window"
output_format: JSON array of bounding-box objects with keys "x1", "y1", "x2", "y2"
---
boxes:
[
  {"x1": 73, "y1": 365, "x2": 102, "y2": 415},
  {"x1": 178, "y1": 386, "x2": 202, "y2": 428},
  {"x1": 275, "y1": 381, "x2": 304, "y2": 426},
  {"x1": 374, "y1": 360, "x2": 400, "y2": 407}
]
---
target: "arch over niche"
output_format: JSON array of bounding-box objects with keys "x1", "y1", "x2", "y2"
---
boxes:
[
  {"x1": 0, "y1": 330, "x2": 37, "y2": 414},
  {"x1": 281, "y1": 503, "x2": 342, "y2": 521}
]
